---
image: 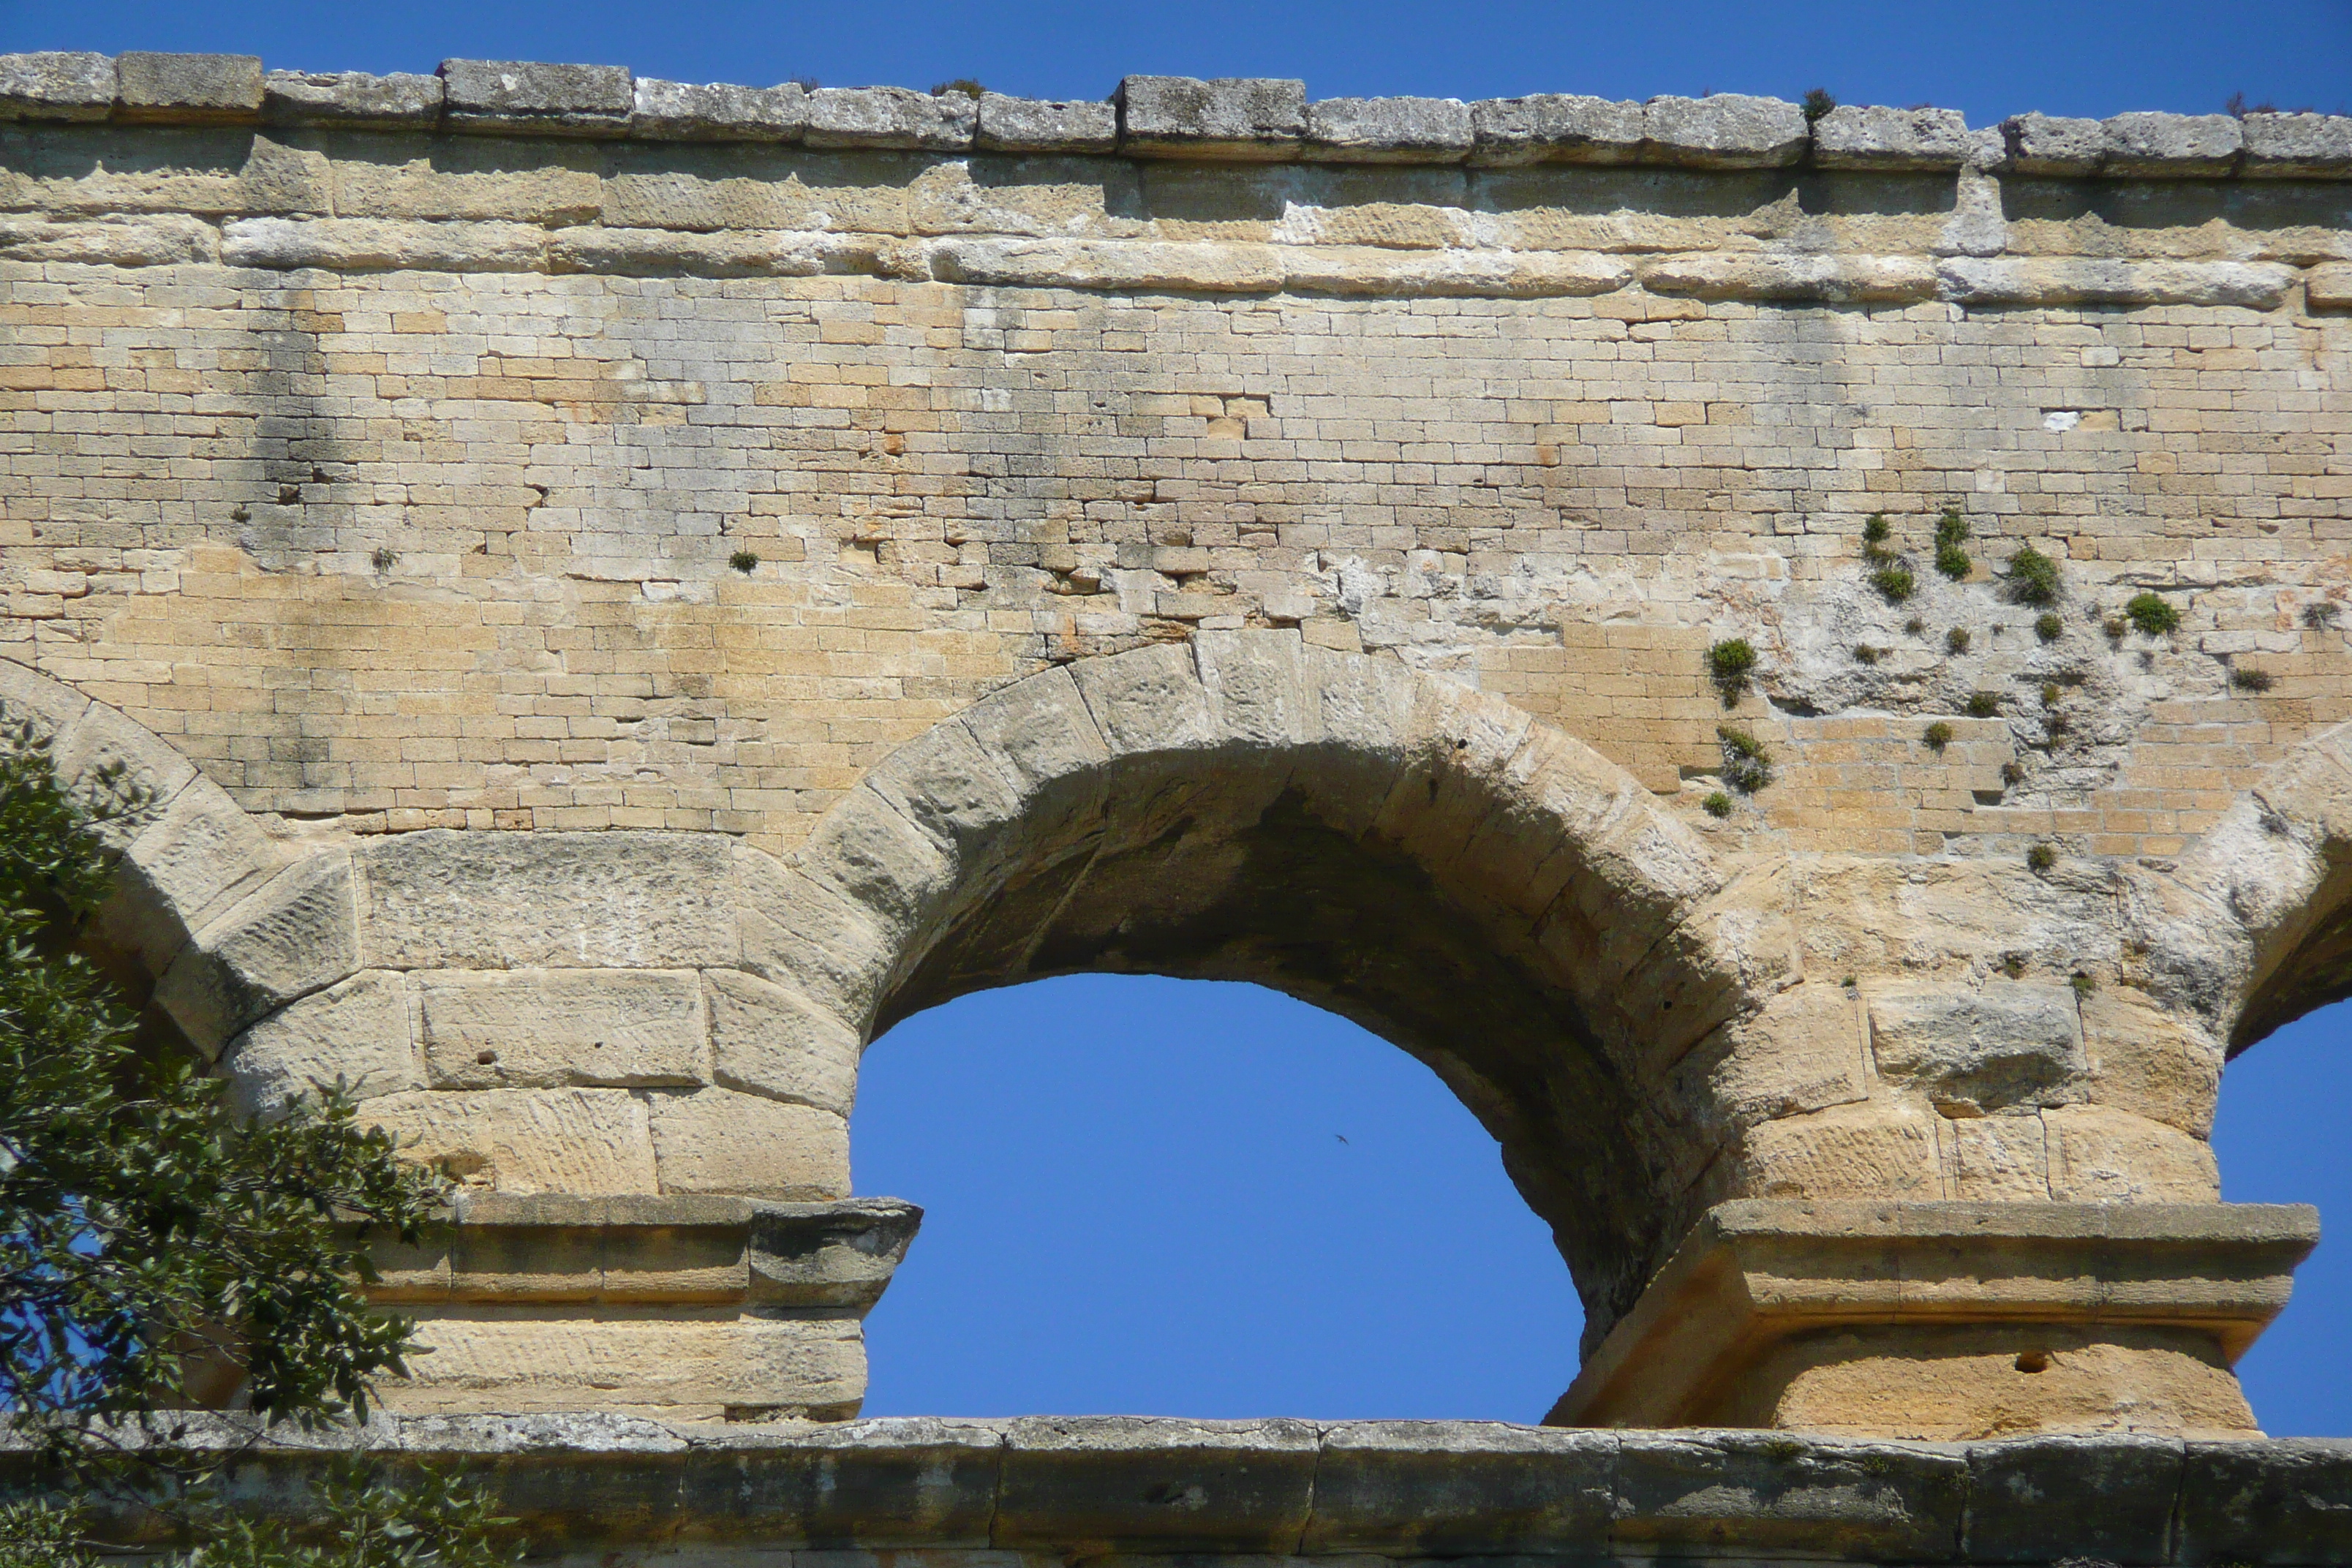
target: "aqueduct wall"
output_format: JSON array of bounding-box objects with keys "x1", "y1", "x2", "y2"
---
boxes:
[{"x1": 4, "y1": 52, "x2": 2352, "y2": 1452}]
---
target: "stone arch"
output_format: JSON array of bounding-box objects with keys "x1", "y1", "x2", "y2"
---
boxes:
[{"x1": 745, "y1": 633, "x2": 1796, "y2": 1345}]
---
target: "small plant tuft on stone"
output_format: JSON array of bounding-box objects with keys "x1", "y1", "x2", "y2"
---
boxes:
[
  {"x1": 1708, "y1": 638, "x2": 1757, "y2": 704},
  {"x1": 2070, "y1": 972, "x2": 2099, "y2": 995},
  {"x1": 2232, "y1": 665, "x2": 2274, "y2": 693},
  {"x1": 729, "y1": 549, "x2": 761, "y2": 573},
  {"x1": 1923, "y1": 720, "x2": 1956, "y2": 753},
  {"x1": 1861, "y1": 512, "x2": 1891, "y2": 546},
  {"x1": 2040, "y1": 682, "x2": 2061, "y2": 707},
  {"x1": 1933, "y1": 506, "x2": 1971, "y2": 580},
  {"x1": 1872, "y1": 565, "x2": 1916, "y2": 603},
  {"x1": 1718, "y1": 724, "x2": 1774, "y2": 794},
  {"x1": 369, "y1": 546, "x2": 397, "y2": 571},
  {"x1": 2304, "y1": 600, "x2": 2341, "y2": 630},
  {"x1": 2001, "y1": 761, "x2": 2025, "y2": 786},
  {"x1": 931, "y1": 78, "x2": 986, "y2": 99},
  {"x1": 1842, "y1": 973, "x2": 1859, "y2": 990},
  {"x1": 2124, "y1": 591, "x2": 2180, "y2": 636},
  {"x1": 1703, "y1": 790, "x2": 1733, "y2": 818},
  {"x1": 2103, "y1": 615, "x2": 2127, "y2": 640},
  {"x1": 1945, "y1": 627, "x2": 1970, "y2": 655},
  {"x1": 1997, "y1": 952, "x2": 2027, "y2": 979},
  {"x1": 1852, "y1": 644, "x2": 1880, "y2": 666},
  {"x1": 2027, "y1": 843, "x2": 2057, "y2": 873},
  {"x1": 2006, "y1": 544, "x2": 2061, "y2": 606},
  {"x1": 1801, "y1": 87, "x2": 1837, "y2": 124},
  {"x1": 1904, "y1": 617, "x2": 1926, "y2": 636},
  {"x1": 1965, "y1": 690, "x2": 2000, "y2": 717},
  {"x1": 2035, "y1": 611, "x2": 2063, "y2": 643}
]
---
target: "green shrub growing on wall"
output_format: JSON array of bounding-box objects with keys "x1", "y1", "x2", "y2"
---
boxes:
[
  {"x1": 1717, "y1": 725, "x2": 1773, "y2": 793},
  {"x1": 2007, "y1": 545, "x2": 2061, "y2": 606},
  {"x1": 1965, "y1": 691, "x2": 2000, "y2": 717},
  {"x1": 1707, "y1": 638, "x2": 1757, "y2": 704},
  {"x1": 1933, "y1": 507, "x2": 1971, "y2": 580},
  {"x1": 1923, "y1": 720, "x2": 1955, "y2": 752},
  {"x1": 2035, "y1": 611, "x2": 2063, "y2": 643},
  {"x1": 1872, "y1": 565, "x2": 1915, "y2": 603},
  {"x1": 2125, "y1": 592, "x2": 2180, "y2": 635}
]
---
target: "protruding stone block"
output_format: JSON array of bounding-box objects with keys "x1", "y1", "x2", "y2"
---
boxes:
[
  {"x1": 1467, "y1": 94, "x2": 1644, "y2": 164},
  {"x1": 262, "y1": 69, "x2": 443, "y2": 129},
  {"x1": 1303, "y1": 96, "x2": 1472, "y2": 163},
  {"x1": 1810, "y1": 103, "x2": 1971, "y2": 170},
  {"x1": 630, "y1": 78, "x2": 804, "y2": 141},
  {"x1": 804, "y1": 86, "x2": 974, "y2": 150},
  {"x1": 2241, "y1": 111, "x2": 2352, "y2": 177},
  {"x1": 0, "y1": 52, "x2": 116, "y2": 121},
  {"x1": 2005, "y1": 111, "x2": 2105, "y2": 175},
  {"x1": 420, "y1": 968, "x2": 709, "y2": 1089},
  {"x1": 1115, "y1": 75, "x2": 1306, "y2": 159},
  {"x1": 2103, "y1": 110, "x2": 2241, "y2": 176},
  {"x1": 974, "y1": 92, "x2": 1116, "y2": 154},
  {"x1": 1865, "y1": 979, "x2": 2088, "y2": 1115},
  {"x1": 439, "y1": 59, "x2": 633, "y2": 135},
  {"x1": 1643, "y1": 93, "x2": 1807, "y2": 167},
  {"x1": 115, "y1": 51, "x2": 263, "y2": 123},
  {"x1": 997, "y1": 1416, "x2": 1322, "y2": 1553},
  {"x1": 385, "y1": 1312, "x2": 865, "y2": 1418},
  {"x1": 222, "y1": 969, "x2": 420, "y2": 1118}
]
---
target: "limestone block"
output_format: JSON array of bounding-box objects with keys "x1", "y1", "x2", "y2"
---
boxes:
[
  {"x1": 2310, "y1": 263, "x2": 2352, "y2": 310},
  {"x1": 1867, "y1": 979, "x2": 2087, "y2": 1115},
  {"x1": 2103, "y1": 112, "x2": 2241, "y2": 176},
  {"x1": 0, "y1": 52, "x2": 116, "y2": 121},
  {"x1": 1967, "y1": 1434, "x2": 2187, "y2": 1561},
  {"x1": 1640, "y1": 252, "x2": 1936, "y2": 303},
  {"x1": 1304, "y1": 1422, "x2": 1615, "y2": 1556},
  {"x1": 157, "y1": 851, "x2": 361, "y2": 1056},
  {"x1": 1610, "y1": 1432, "x2": 1970, "y2": 1555},
  {"x1": 365, "y1": 1087, "x2": 657, "y2": 1194},
  {"x1": 222, "y1": 969, "x2": 420, "y2": 1119},
  {"x1": 1946, "y1": 1113, "x2": 2049, "y2": 1200},
  {"x1": 420, "y1": 969, "x2": 708, "y2": 1089},
  {"x1": 1733, "y1": 1099, "x2": 1938, "y2": 1199},
  {"x1": 732, "y1": 845, "x2": 899, "y2": 1030},
  {"x1": 1466, "y1": 94, "x2": 1644, "y2": 165},
  {"x1": 794, "y1": 784, "x2": 954, "y2": 935},
  {"x1": 995, "y1": 1415, "x2": 1322, "y2": 1553},
  {"x1": 0, "y1": 658, "x2": 87, "y2": 740},
  {"x1": 1193, "y1": 628, "x2": 1316, "y2": 750},
  {"x1": 974, "y1": 94, "x2": 1117, "y2": 154},
  {"x1": 1068, "y1": 641, "x2": 1221, "y2": 758},
  {"x1": 1303, "y1": 97, "x2": 1473, "y2": 164},
  {"x1": 115, "y1": 52, "x2": 263, "y2": 124},
  {"x1": 1279, "y1": 246, "x2": 1629, "y2": 297},
  {"x1": 1642, "y1": 94, "x2": 1808, "y2": 168},
  {"x1": 1115, "y1": 75, "x2": 1306, "y2": 160},
  {"x1": 1809, "y1": 105, "x2": 1971, "y2": 170},
  {"x1": 2044, "y1": 1106, "x2": 2219, "y2": 1202},
  {"x1": 2241, "y1": 111, "x2": 2352, "y2": 177},
  {"x1": 705, "y1": 969, "x2": 857, "y2": 1115},
  {"x1": 630, "y1": 78, "x2": 804, "y2": 141},
  {"x1": 222, "y1": 216, "x2": 549, "y2": 272},
  {"x1": 2006, "y1": 113, "x2": 2105, "y2": 175},
  {"x1": 1940, "y1": 255, "x2": 2295, "y2": 308},
  {"x1": 359, "y1": 830, "x2": 738, "y2": 971},
  {"x1": 53, "y1": 697, "x2": 197, "y2": 827},
  {"x1": 858, "y1": 712, "x2": 1024, "y2": 862},
  {"x1": 439, "y1": 59, "x2": 633, "y2": 135},
  {"x1": 0, "y1": 213, "x2": 218, "y2": 266},
  {"x1": 105, "y1": 774, "x2": 280, "y2": 976},
  {"x1": 1677, "y1": 984, "x2": 1868, "y2": 1132},
  {"x1": 549, "y1": 227, "x2": 883, "y2": 278},
  {"x1": 804, "y1": 87, "x2": 974, "y2": 151},
  {"x1": 928, "y1": 237, "x2": 1282, "y2": 293},
  {"x1": 261, "y1": 69, "x2": 441, "y2": 128},
  {"x1": 2076, "y1": 987, "x2": 2223, "y2": 1135},
  {"x1": 647, "y1": 1088, "x2": 848, "y2": 1199}
]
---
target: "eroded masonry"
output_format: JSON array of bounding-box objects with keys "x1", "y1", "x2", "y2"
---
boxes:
[{"x1": 5, "y1": 50, "x2": 2352, "y2": 1468}]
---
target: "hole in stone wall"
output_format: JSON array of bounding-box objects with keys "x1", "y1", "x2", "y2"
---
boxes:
[
  {"x1": 853, "y1": 973, "x2": 1580, "y2": 1420},
  {"x1": 2015, "y1": 1350, "x2": 2049, "y2": 1373}
]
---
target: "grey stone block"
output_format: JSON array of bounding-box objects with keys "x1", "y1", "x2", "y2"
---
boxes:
[
  {"x1": 2179, "y1": 1438, "x2": 2352, "y2": 1564},
  {"x1": 1811, "y1": 103, "x2": 1972, "y2": 170},
  {"x1": 1964, "y1": 1434, "x2": 2182, "y2": 1564},
  {"x1": 666, "y1": 1417, "x2": 1003, "y2": 1548},
  {"x1": 632, "y1": 78, "x2": 804, "y2": 142},
  {"x1": 995, "y1": 1416, "x2": 1321, "y2": 1552},
  {"x1": 263, "y1": 70, "x2": 442, "y2": 129},
  {"x1": 1468, "y1": 94, "x2": 1645, "y2": 164},
  {"x1": 1115, "y1": 75, "x2": 1306, "y2": 159},
  {"x1": 0, "y1": 52, "x2": 116, "y2": 121},
  {"x1": 2005, "y1": 111, "x2": 2105, "y2": 175},
  {"x1": 804, "y1": 86, "x2": 974, "y2": 151},
  {"x1": 1304, "y1": 95, "x2": 1472, "y2": 162},
  {"x1": 1866, "y1": 979, "x2": 2088, "y2": 1113},
  {"x1": 438, "y1": 59, "x2": 633, "y2": 135},
  {"x1": 2103, "y1": 111, "x2": 2242, "y2": 176},
  {"x1": 1614, "y1": 1431, "x2": 1969, "y2": 1560},
  {"x1": 2241, "y1": 111, "x2": 2352, "y2": 177},
  {"x1": 116, "y1": 51, "x2": 263, "y2": 123},
  {"x1": 974, "y1": 93, "x2": 1117, "y2": 154},
  {"x1": 1303, "y1": 1422, "x2": 1613, "y2": 1554},
  {"x1": 1643, "y1": 92, "x2": 1808, "y2": 167}
]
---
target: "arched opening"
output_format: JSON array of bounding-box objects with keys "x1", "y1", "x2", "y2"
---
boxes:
[{"x1": 854, "y1": 973, "x2": 1580, "y2": 1418}]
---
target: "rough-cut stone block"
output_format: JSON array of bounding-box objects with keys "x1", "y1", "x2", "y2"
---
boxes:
[
  {"x1": 974, "y1": 93, "x2": 1117, "y2": 154},
  {"x1": 2310, "y1": 262, "x2": 2352, "y2": 309},
  {"x1": 732, "y1": 847, "x2": 897, "y2": 1030},
  {"x1": 115, "y1": 52, "x2": 263, "y2": 123},
  {"x1": 630, "y1": 78, "x2": 804, "y2": 141},
  {"x1": 1640, "y1": 252, "x2": 1936, "y2": 303},
  {"x1": 2005, "y1": 112, "x2": 2104, "y2": 175},
  {"x1": 222, "y1": 216, "x2": 549, "y2": 273},
  {"x1": 262, "y1": 69, "x2": 443, "y2": 129},
  {"x1": 1866, "y1": 979, "x2": 2087, "y2": 1114},
  {"x1": 53, "y1": 693, "x2": 197, "y2": 817},
  {"x1": 1643, "y1": 94, "x2": 1807, "y2": 167},
  {"x1": 1115, "y1": 75, "x2": 1306, "y2": 159},
  {"x1": 2044, "y1": 1104, "x2": 2220, "y2": 1202},
  {"x1": 1966, "y1": 1434, "x2": 2182, "y2": 1564},
  {"x1": 928, "y1": 236, "x2": 1281, "y2": 292},
  {"x1": 1305, "y1": 1422, "x2": 1615, "y2": 1554},
  {"x1": 1678, "y1": 983, "x2": 1868, "y2": 1131},
  {"x1": 359, "y1": 830, "x2": 737, "y2": 971},
  {"x1": 1068, "y1": 641, "x2": 1220, "y2": 756},
  {"x1": 0, "y1": 52, "x2": 116, "y2": 121},
  {"x1": 1613, "y1": 1431, "x2": 1969, "y2": 1560},
  {"x1": 2179, "y1": 1439, "x2": 2352, "y2": 1563},
  {"x1": 2240, "y1": 111, "x2": 2352, "y2": 177},
  {"x1": 366, "y1": 1087, "x2": 657, "y2": 1194},
  {"x1": 646, "y1": 1088, "x2": 848, "y2": 1199},
  {"x1": 438, "y1": 59, "x2": 633, "y2": 135},
  {"x1": 156, "y1": 851, "x2": 361, "y2": 1055},
  {"x1": 1937, "y1": 256, "x2": 2296, "y2": 308},
  {"x1": 1733, "y1": 1099, "x2": 1938, "y2": 1198},
  {"x1": 105, "y1": 774, "x2": 279, "y2": 976},
  {"x1": 222, "y1": 969, "x2": 420, "y2": 1119},
  {"x1": 2103, "y1": 111, "x2": 2241, "y2": 176},
  {"x1": 660, "y1": 1415, "x2": 1003, "y2": 1545},
  {"x1": 1467, "y1": 94, "x2": 1644, "y2": 164},
  {"x1": 1303, "y1": 96, "x2": 1473, "y2": 163},
  {"x1": 804, "y1": 86, "x2": 973, "y2": 151},
  {"x1": 704, "y1": 969, "x2": 857, "y2": 1115},
  {"x1": 1810, "y1": 104, "x2": 1971, "y2": 170},
  {"x1": 794, "y1": 783, "x2": 954, "y2": 935},
  {"x1": 996, "y1": 1416, "x2": 1321, "y2": 1552},
  {"x1": 421, "y1": 969, "x2": 708, "y2": 1089},
  {"x1": 549, "y1": 227, "x2": 876, "y2": 278}
]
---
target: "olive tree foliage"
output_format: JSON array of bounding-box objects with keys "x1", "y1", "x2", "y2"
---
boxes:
[{"x1": 0, "y1": 721, "x2": 513, "y2": 1564}]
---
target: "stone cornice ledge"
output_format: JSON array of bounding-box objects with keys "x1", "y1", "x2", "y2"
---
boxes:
[
  {"x1": 1, "y1": 53, "x2": 2348, "y2": 178},
  {"x1": 11, "y1": 1414, "x2": 2352, "y2": 1562}
]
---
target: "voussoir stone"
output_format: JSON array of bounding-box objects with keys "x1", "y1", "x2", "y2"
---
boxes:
[
  {"x1": 974, "y1": 92, "x2": 1117, "y2": 154},
  {"x1": 222, "y1": 968, "x2": 420, "y2": 1119},
  {"x1": 156, "y1": 850, "x2": 361, "y2": 1055},
  {"x1": 439, "y1": 59, "x2": 634, "y2": 135},
  {"x1": 1303, "y1": 96, "x2": 1473, "y2": 162},
  {"x1": 105, "y1": 773, "x2": 279, "y2": 975},
  {"x1": 705, "y1": 968, "x2": 859, "y2": 1115},
  {"x1": 1810, "y1": 103, "x2": 1972, "y2": 170},
  {"x1": 804, "y1": 86, "x2": 974, "y2": 151},
  {"x1": 262, "y1": 69, "x2": 443, "y2": 128},
  {"x1": 1115, "y1": 75, "x2": 1307, "y2": 159},
  {"x1": 115, "y1": 51, "x2": 264, "y2": 122},
  {"x1": 420, "y1": 968, "x2": 709, "y2": 1089},
  {"x1": 1467, "y1": 93, "x2": 1645, "y2": 164},
  {"x1": 1643, "y1": 93, "x2": 1807, "y2": 167},
  {"x1": 0, "y1": 52, "x2": 116, "y2": 121},
  {"x1": 630, "y1": 78, "x2": 805, "y2": 141}
]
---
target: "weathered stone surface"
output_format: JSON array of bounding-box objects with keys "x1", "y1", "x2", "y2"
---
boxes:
[
  {"x1": 105, "y1": 774, "x2": 280, "y2": 975},
  {"x1": 420, "y1": 968, "x2": 707, "y2": 1088},
  {"x1": 733, "y1": 846, "x2": 898, "y2": 1028},
  {"x1": 222, "y1": 969, "x2": 419, "y2": 1118},
  {"x1": 222, "y1": 216, "x2": 549, "y2": 271},
  {"x1": 385, "y1": 1311, "x2": 864, "y2": 1417},
  {"x1": 1811, "y1": 104, "x2": 1971, "y2": 169},
  {"x1": 704, "y1": 969, "x2": 858, "y2": 1113},
  {"x1": 2103, "y1": 110, "x2": 2241, "y2": 176},
  {"x1": 262, "y1": 69, "x2": 442, "y2": 128},
  {"x1": 974, "y1": 93, "x2": 1116, "y2": 154},
  {"x1": 1866, "y1": 979, "x2": 2087, "y2": 1114},
  {"x1": 1937, "y1": 256, "x2": 2296, "y2": 307},
  {"x1": 549, "y1": 226, "x2": 881, "y2": 277},
  {"x1": 930, "y1": 236, "x2": 1282, "y2": 292},
  {"x1": 364, "y1": 1087, "x2": 657, "y2": 1194},
  {"x1": 1966, "y1": 1434, "x2": 2182, "y2": 1562},
  {"x1": 2005, "y1": 111, "x2": 2105, "y2": 175},
  {"x1": 0, "y1": 214, "x2": 214, "y2": 266},
  {"x1": 1115, "y1": 75, "x2": 1307, "y2": 159},
  {"x1": 1614, "y1": 1431, "x2": 1969, "y2": 1558},
  {"x1": 646, "y1": 1088, "x2": 848, "y2": 1198},
  {"x1": 2310, "y1": 261, "x2": 2352, "y2": 309},
  {"x1": 115, "y1": 52, "x2": 263, "y2": 122},
  {"x1": 1281, "y1": 245, "x2": 1628, "y2": 296},
  {"x1": 2179, "y1": 1439, "x2": 2352, "y2": 1563},
  {"x1": 1305, "y1": 1422, "x2": 1614, "y2": 1554},
  {"x1": 0, "y1": 52, "x2": 115, "y2": 121},
  {"x1": 996, "y1": 1417, "x2": 1321, "y2": 1552},
  {"x1": 1303, "y1": 97, "x2": 1473, "y2": 163},
  {"x1": 1643, "y1": 94, "x2": 1808, "y2": 167},
  {"x1": 2043, "y1": 1104, "x2": 2220, "y2": 1202},
  {"x1": 438, "y1": 59, "x2": 633, "y2": 135},
  {"x1": 156, "y1": 851, "x2": 360, "y2": 1055},
  {"x1": 1733, "y1": 1098, "x2": 1939, "y2": 1198},
  {"x1": 804, "y1": 86, "x2": 974, "y2": 151},
  {"x1": 359, "y1": 830, "x2": 737, "y2": 970},
  {"x1": 630, "y1": 78, "x2": 804, "y2": 141},
  {"x1": 2241, "y1": 111, "x2": 2352, "y2": 177},
  {"x1": 1467, "y1": 94, "x2": 1644, "y2": 164},
  {"x1": 1640, "y1": 251, "x2": 1937, "y2": 302}
]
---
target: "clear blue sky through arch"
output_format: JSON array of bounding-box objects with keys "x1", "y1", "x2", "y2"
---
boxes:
[{"x1": 853, "y1": 974, "x2": 1582, "y2": 1421}]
